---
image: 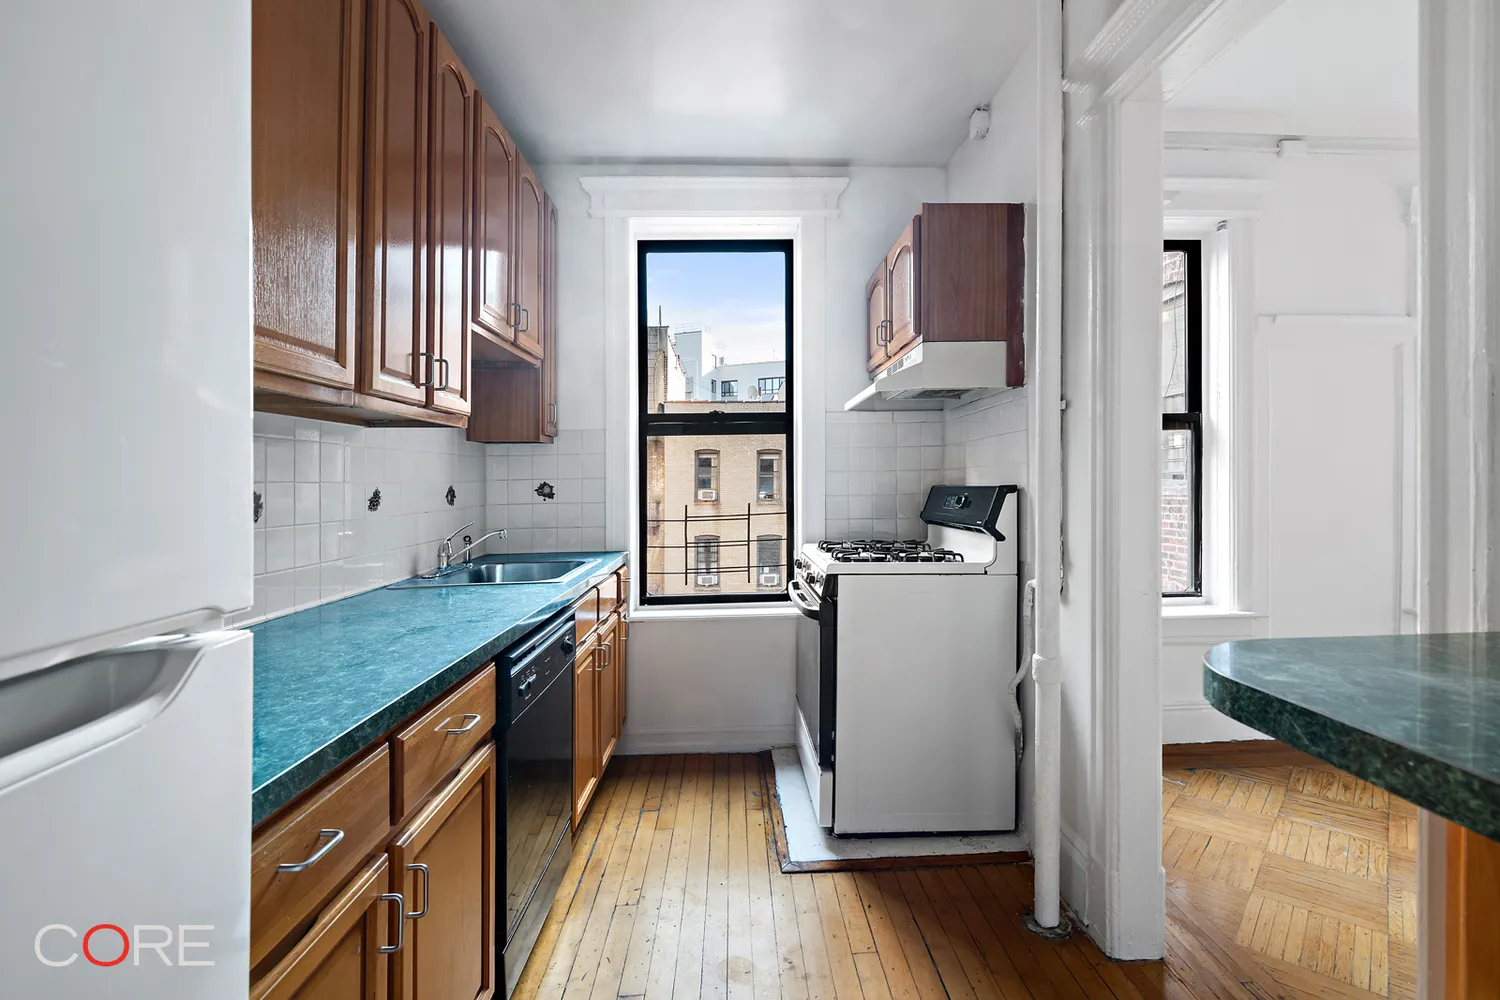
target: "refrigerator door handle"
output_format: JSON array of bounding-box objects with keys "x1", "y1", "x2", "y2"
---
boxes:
[{"x1": 0, "y1": 633, "x2": 237, "y2": 794}]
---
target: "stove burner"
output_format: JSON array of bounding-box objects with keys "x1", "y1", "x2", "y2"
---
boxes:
[{"x1": 816, "y1": 539, "x2": 965, "y2": 564}]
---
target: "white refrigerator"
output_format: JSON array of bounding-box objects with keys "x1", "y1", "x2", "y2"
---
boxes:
[{"x1": 0, "y1": 1, "x2": 255, "y2": 997}]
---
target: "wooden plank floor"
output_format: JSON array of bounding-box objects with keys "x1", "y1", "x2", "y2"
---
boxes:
[{"x1": 514, "y1": 754, "x2": 1417, "y2": 1000}]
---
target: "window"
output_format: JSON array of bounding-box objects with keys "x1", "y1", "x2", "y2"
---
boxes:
[
  {"x1": 757, "y1": 450, "x2": 780, "y2": 500},
  {"x1": 694, "y1": 535, "x2": 720, "y2": 588},
  {"x1": 694, "y1": 450, "x2": 719, "y2": 498},
  {"x1": 639, "y1": 240, "x2": 793, "y2": 604},
  {"x1": 756, "y1": 535, "x2": 783, "y2": 587},
  {"x1": 1162, "y1": 240, "x2": 1203, "y2": 597}
]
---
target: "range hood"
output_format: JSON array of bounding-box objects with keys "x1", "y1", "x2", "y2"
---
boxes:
[{"x1": 843, "y1": 341, "x2": 1010, "y2": 412}]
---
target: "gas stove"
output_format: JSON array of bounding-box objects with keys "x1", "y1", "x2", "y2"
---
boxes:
[
  {"x1": 791, "y1": 484, "x2": 1022, "y2": 835},
  {"x1": 798, "y1": 485, "x2": 1017, "y2": 580},
  {"x1": 815, "y1": 540, "x2": 965, "y2": 564}
]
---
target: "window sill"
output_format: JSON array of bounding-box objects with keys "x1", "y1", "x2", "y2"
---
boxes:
[
  {"x1": 1161, "y1": 604, "x2": 1266, "y2": 643},
  {"x1": 631, "y1": 602, "x2": 799, "y2": 623}
]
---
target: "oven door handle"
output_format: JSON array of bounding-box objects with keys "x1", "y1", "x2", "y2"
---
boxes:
[{"x1": 787, "y1": 578, "x2": 821, "y2": 620}]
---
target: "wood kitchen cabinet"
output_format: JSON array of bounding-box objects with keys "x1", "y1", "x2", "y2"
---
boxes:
[
  {"x1": 389, "y1": 743, "x2": 497, "y2": 1000},
  {"x1": 250, "y1": 856, "x2": 399, "y2": 1000},
  {"x1": 467, "y1": 191, "x2": 559, "y2": 443},
  {"x1": 573, "y1": 632, "x2": 601, "y2": 826},
  {"x1": 424, "y1": 25, "x2": 474, "y2": 416},
  {"x1": 512, "y1": 152, "x2": 546, "y2": 363},
  {"x1": 361, "y1": 0, "x2": 431, "y2": 408},
  {"x1": 864, "y1": 203, "x2": 1026, "y2": 387},
  {"x1": 251, "y1": 0, "x2": 363, "y2": 392},
  {"x1": 596, "y1": 616, "x2": 621, "y2": 774},
  {"x1": 471, "y1": 95, "x2": 518, "y2": 356}
]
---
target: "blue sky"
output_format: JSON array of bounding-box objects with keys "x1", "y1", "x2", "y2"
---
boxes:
[{"x1": 644, "y1": 251, "x2": 787, "y2": 364}]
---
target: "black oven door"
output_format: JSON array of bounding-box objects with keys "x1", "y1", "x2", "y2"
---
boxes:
[{"x1": 790, "y1": 575, "x2": 836, "y2": 767}]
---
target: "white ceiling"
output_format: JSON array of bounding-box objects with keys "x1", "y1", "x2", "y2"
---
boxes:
[
  {"x1": 1168, "y1": 0, "x2": 1417, "y2": 128},
  {"x1": 423, "y1": 0, "x2": 1034, "y2": 166}
]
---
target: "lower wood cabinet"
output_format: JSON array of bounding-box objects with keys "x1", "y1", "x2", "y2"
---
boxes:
[
  {"x1": 250, "y1": 855, "x2": 399, "y2": 1000},
  {"x1": 389, "y1": 743, "x2": 498, "y2": 1000},
  {"x1": 573, "y1": 607, "x2": 627, "y2": 827},
  {"x1": 573, "y1": 632, "x2": 601, "y2": 826}
]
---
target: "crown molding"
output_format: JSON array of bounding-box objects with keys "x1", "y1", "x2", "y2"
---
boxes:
[{"x1": 577, "y1": 175, "x2": 849, "y2": 219}]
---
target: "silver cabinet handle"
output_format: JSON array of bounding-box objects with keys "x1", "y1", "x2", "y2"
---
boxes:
[
  {"x1": 548, "y1": 402, "x2": 557, "y2": 424},
  {"x1": 407, "y1": 863, "x2": 430, "y2": 919},
  {"x1": 417, "y1": 351, "x2": 435, "y2": 387},
  {"x1": 438, "y1": 713, "x2": 482, "y2": 735},
  {"x1": 378, "y1": 893, "x2": 406, "y2": 953},
  {"x1": 436, "y1": 357, "x2": 451, "y2": 391},
  {"x1": 519, "y1": 306, "x2": 530, "y2": 334},
  {"x1": 597, "y1": 642, "x2": 609, "y2": 671},
  {"x1": 511, "y1": 301, "x2": 522, "y2": 330},
  {"x1": 276, "y1": 829, "x2": 344, "y2": 872}
]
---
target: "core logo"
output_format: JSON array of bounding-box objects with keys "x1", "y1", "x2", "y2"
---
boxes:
[{"x1": 34, "y1": 924, "x2": 215, "y2": 968}]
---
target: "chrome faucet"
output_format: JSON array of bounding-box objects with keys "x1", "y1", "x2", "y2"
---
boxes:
[
  {"x1": 430, "y1": 522, "x2": 474, "y2": 576},
  {"x1": 451, "y1": 529, "x2": 506, "y2": 566}
]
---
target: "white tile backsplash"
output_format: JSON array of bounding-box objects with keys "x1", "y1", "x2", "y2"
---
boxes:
[
  {"x1": 824, "y1": 410, "x2": 946, "y2": 541},
  {"x1": 481, "y1": 430, "x2": 610, "y2": 555},
  {"x1": 245, "y1": 414, "x2": 489, "y2": 624}
]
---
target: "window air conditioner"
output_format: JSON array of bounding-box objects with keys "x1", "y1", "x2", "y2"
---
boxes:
[
  {"x1": 696, "y1": 489, "x2": 718, "y2": 502},
  {"x1": 696, "y1": 574, "x2": 720, "y2": 587},
  {"x1": 758, "y1": 573, "x2": 781, "y2": 588}
]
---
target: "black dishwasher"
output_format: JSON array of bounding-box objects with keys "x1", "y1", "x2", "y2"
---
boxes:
[{"x1": 500, "y1": 612, "x2": 575, "y2": 996}]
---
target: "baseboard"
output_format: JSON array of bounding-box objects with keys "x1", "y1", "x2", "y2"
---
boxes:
[
  {"x1": 617, "y1": 725, "x2": 794, "y2": 755},
  {"x1": 1162, "y1": 701, "x2": 1268, "y2": 744},
  {"x1": 1162, "y1": 738, "x2": 1325, "y2": 770}
]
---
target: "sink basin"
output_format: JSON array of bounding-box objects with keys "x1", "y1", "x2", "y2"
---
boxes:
[{"x1": 389, "y1": 559, "x2": 588, "y2": 588}]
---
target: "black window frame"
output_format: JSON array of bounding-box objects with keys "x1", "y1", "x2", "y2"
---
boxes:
[
  {"x1": 1162, "y1": 239, "x2": 1204, "y2": 598},
  {"x1": 757, "y1": 450, "x2": 780, "y2": 501},
  {"x1": 638, "y1": 239, "x2": 794, "y2": 606},
  {"x1": 720, "y1": 379, "x2": 738, "y2": 400},
  {"x1": 758, "y1": 376, "x2": 785, "y2": 399}
]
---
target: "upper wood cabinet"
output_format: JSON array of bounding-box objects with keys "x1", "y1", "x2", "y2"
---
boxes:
[
  {"x1": 512, "y1": 152, "x2": 546, "y2": 363},
  {"x1": 361, "y1": 0, "x2": 431, "y2": 407},
  {"x1": 885, "y1": 218, "x2": 919, "y2": 361},
  {"x1": 251, "y1": 0, "x2": 363, "y2": 390},
  {"x1": 471, "y1": 96, "x2": 517, "y2": 354},
  {"x1": 389, "y1": 744, "x2": 497, "y2": 1000},
  {"x1": 865, "y1": 259, "x2": 889, "y2": 376},
  {"x1": 864, "y1": 203, "x2": 1026, "y2": 387},
  {"x1": 543, "y1": 196, "x2": 559, "y2": 437},
  {"x1": 251, "y1": 0, "x2": 553, "y2": 429},
  {"x1": 425, "y1": 26, "x2": 473, "y2": 416}
]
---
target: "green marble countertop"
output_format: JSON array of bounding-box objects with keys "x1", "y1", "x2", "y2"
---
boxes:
[
  {"x1": 1204, "y1": 634, "x2": 1500, "y2": 839},
  {"x1": 248, "y1": 551, "x2": 626, "y2": 826}
]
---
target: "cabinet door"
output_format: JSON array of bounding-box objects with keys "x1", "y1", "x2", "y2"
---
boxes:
[
  {"x1": 251, "y1": 856, "x2": 397, "y2": 1000},
  {"x1": 865, "y1": 259, "x2": 889, "y2": 375},
  {"x1": 573, "y1": 639, "x2": 600, "y2": 826},
  {"x1": 617, "y1": 615, "x2": 628, "y2": 726},
  {"x1": 471, "y1": 97, "x2": 516, "y2": 347},
  {"x1": 425, "y1": 27, "x2": 473, "y2": 416},
  {"x1": 885, "y1": 216, "x2": 921, "y2": 362},
  {"x1": 596, "y1": 618, "x2": 620, "y2": 775},
  {"x1": 542, "y1": 196, "x2": 559, "y2": 438},
  {"x1": 362, "y1": 0, "x2": 431, "y2": 405},
  {"x1": 389, "y1": 743, "x2": 497, "y2": 1000},
  {"x1": 512, "y1": 152, "x2": 546, "y2": 362},
  {"x1": 252, "y1": 0, "x2": 363, "y2": 390}
]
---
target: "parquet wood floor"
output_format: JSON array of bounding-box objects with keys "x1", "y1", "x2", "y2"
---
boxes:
[{"x1": 513, "y1": 754, "x2": 1418, "y2": 1000}]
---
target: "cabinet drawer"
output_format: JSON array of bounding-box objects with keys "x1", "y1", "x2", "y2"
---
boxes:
[
  {"x1": 391, "y1": 664, "x2": 496, "y2": 818},
  {"x1": 251, "y1": 746, "x2": 392, "y2": 971}
]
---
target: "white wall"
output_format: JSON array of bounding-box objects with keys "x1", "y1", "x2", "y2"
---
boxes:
[{"x1": 1161, "y1": 146, "x2": 1419, "y2": 742}]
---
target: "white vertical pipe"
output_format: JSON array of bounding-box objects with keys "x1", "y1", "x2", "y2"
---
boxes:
[{"x1": 1028, "y1": 0, "x2": 1066, "y2": 932}]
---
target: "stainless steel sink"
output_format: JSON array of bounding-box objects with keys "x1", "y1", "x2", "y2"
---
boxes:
[{"x1": 389, "y1": 559, "x2": 588, "y2": 588}]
